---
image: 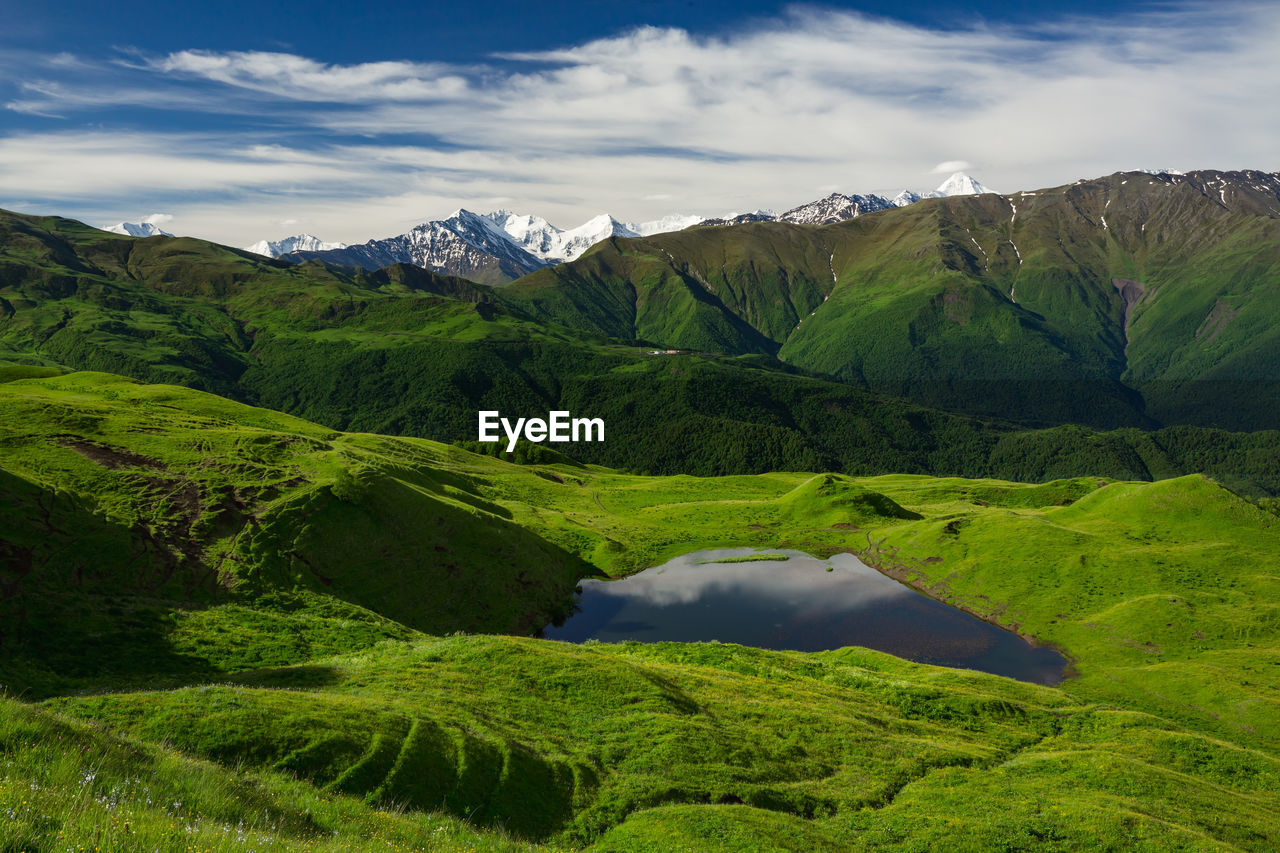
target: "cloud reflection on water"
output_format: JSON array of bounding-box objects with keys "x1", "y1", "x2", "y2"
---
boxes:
[{"x1": 582, "y1": 549, "x2": 911, "y2": 612}]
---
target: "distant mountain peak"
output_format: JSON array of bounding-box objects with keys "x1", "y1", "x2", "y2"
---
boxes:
[
  {"x1": 246, "y1": 234, "x2": 347, "y2": 257},
  {"x1": 933, "y1": 172, "x2": 992, "y2": 196},
  {"x1": 101, "y1": 221, "x2": 173, "y2": 238},
  {"x1": 780, "y1": 192, "x2": 894, "y2": 226},
  {"x1": 268, "y1": 172, "x2": 1002, "y2": 280}
]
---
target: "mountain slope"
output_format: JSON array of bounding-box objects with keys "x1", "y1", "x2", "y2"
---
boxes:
[
  {"x1": 2, "y1": 206, "x2": 1279, "y2": 492},
  {"x1": 282, "y1": 209, "x2": 547, "y2": 285},
  {"x1": 780, "y1": 192, "x2": 894, "y2": 225},
  {"x1": 503, "y1": 170, "x2": 1280, "y2": 429}
]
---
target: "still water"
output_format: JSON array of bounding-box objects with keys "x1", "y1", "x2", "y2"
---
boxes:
[{"x1": 543, "y1": 548, "x2": 1067, "y2": 685}]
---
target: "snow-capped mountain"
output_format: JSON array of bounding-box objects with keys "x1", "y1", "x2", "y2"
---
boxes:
[
  {"x1": 629, "y1": 214, "x2": 705, "y2": 237},
  {"x1": 101, "y1": 221, "x2": 173, "y2": 238},
  {"x1": 481, "y1": 210, "x2": 705, "y2": 263},
  {"x1": 280, "y1": 209, "x2": 551, "y2": 285},
  {"x1": 932, "y1": 172, "x2": 991, "y2": 197},
  {"x1": 890, "y1": 173, "x2": 993, "y2": 207},
  {"x1": 276, "y1": 173, "x2": 992, "y2": 283},
  {"x1": 246, "y1": 234, "x2": 347, "y2": 257},
  {"x1": 484, "y1": 211, "x2": 638, "y2": 263},
  {"x1": 700, "y1": 173, "x2": 992, "y2": 229},
  {"x1": 889, "y1": 190, "x2": 925, "y2": 207},
  {"x1": 700, "y1": 210, "x2": 778, "y2": 227},
  {"x1": 780, "y1": 193, "x2": 895, "y2": 225},
  {"x1": 281, "y1": 208, "x2": 705, "y2": 283}
]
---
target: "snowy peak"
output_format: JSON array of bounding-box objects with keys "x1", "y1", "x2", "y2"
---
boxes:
[
  {"x1": 101, "y1": 221, "x2": 173, "y2": 238},
  {"x1": 932, "y1": 172, "x2": 992, "y2": 197},
  {"x1": 554, "y1": 214, "x2": 639, "y2": 261},
  {"x1": 701, "y1": 210, "x2": 778, "y2": 226},
  {"x1": 274, "y1": 206, "x2": 705, "y2": 283},
  {"x1": 246, "y1": 234, "x2": 347, "y2": 258},
  {"x1": 628, "y1": 213, "x2": 704, "y2": 237},
  {"x1": 888, "y1": 174, "x2": 990, "y2": 207},
  {"x1": 274, "y1": 172, "x2": 998, "y2": 281},
  {"x1": 484, "y1": 210, "x2": 563, "y2": 260},
  {"x1": 478, "y1": 209, "x2": 697, "y2": 263},
  {"x1": 780, "y1": 192, "x2": 894, "y2": 226}
]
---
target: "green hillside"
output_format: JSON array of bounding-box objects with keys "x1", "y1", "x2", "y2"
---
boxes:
[
  {"x1": 504, "y1": 170, "x2": 1280, "y2": 430},
  {"x1": 2, "y1": 207, "x2": 1279, "y2": 492},
  {"x1": 1, "y1": 371, "x2": 1279, "y2": 849}
]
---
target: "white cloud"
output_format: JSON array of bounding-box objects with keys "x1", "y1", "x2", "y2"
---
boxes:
[
  {"x1": 141, "y1": 213, "x2": 174, "y2": 225},
  {"x1": 3, "y1": 3, "x2": 1279, "y2": 246},
  {"x1": 932, "y1": 160, "x2": 973, "y2": 174},
  {"x1": 152, "y1": 50, "x2": 472, "y2": 102}
]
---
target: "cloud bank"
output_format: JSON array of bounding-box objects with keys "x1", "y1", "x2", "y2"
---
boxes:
[{"x1": 2, "y1": 2, "x2": 1278, "y2": 246}]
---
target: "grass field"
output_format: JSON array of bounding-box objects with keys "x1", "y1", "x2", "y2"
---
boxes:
[{"x1": 2, "y1": 370, "x2": 1279, "y2": 849}]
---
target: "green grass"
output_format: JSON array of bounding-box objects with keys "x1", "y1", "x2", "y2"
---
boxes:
[
  {"x1": 2, "y1": 371, "x2": 1280, "y2": 849},
  {"x1": 0, "y1": 693, "x2": 542, "y2": 852},
  {"x1": 502, "y1": 172, "x2": 1280, "y2": 432},
  {"x1": 4, "y1": 206, "x2": 1280, "y2": 492},
  {"x1": 694, "y1": 553, "x2": 790, "y2": 564}
]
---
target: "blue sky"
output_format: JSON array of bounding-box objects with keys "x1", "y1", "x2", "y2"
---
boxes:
[{"x1": 1, "y1": 1, "x2": 1276, "y2": 245}]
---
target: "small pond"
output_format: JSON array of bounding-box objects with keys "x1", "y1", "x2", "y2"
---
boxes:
[{"x1": 543, "y1": 548, "x2": 1067, "y2": 685}]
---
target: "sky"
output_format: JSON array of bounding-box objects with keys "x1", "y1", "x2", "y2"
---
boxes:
[{"x1": 1, "y1": 0, "x2": 1277, "y2": 247}]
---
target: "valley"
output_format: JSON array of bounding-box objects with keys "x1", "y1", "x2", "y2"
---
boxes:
[{"x1": 2, "y1": 169, "x2": 1279, "y2": 850}]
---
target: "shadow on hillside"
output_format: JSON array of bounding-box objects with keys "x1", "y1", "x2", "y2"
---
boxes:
[
  {"x1": 1, "y1": 594, "x2": 226, "y2": 698},
  {"x1": 226, "y1": 664, "x2": 342, "y2": 690}
]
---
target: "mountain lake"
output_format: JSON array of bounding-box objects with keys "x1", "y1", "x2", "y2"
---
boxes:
[{"x1": 543, "y1": 548, "x2": 1068, "y2": 685}]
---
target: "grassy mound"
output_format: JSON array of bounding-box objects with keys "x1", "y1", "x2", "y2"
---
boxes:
[{"x1": 780, "y1": 473, "x2": 923, "y2": 526}]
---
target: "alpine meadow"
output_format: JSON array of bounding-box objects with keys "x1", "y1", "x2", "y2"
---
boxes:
[{"x1": 4, "y1": 2, "x2": 1280, "y2": 850}]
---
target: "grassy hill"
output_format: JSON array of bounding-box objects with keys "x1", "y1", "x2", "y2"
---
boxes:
[
  {"x1": 2, "y1": 371, "x2": 1279, "y2": 848},
  {"x1": 504, "y1": 170, "x2": 1280, "y2": 430},
  {"x1": 2, "y1": 207, "x2": 1280, "y2": 494}
]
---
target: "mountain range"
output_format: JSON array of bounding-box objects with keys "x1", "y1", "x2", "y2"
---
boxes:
[
  {"x1": 263, "y1": 172, "x2": 992, "y2": 283},
  {"x1": 10, "y1": 166, "x2": 1280, "y2": 464},
  {"x1": 501, "y1": 168, "x2": 1280, "y2": 430},
  {"x1": 245, "y1": 233, "x2": 348, "y2": 256}
]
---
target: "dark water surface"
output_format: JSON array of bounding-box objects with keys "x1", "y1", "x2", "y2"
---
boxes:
[{"x1": 543, "y1": 548, "x2": 1067, "y2": 685}]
